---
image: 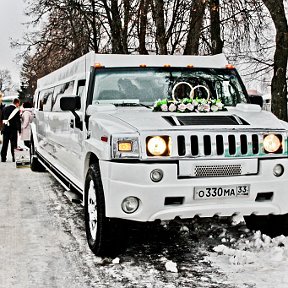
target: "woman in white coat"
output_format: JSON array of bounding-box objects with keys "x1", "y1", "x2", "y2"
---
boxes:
[{"x1": 21, "y1": 102, "x2": 33, "y2": 148}]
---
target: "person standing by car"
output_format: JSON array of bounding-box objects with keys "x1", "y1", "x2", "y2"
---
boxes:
[
  {"x1": 1, "y1": 98, "x2": 21, "y2": 162},
  {"x1": 20, "y1": 102, "x2": 33, "y2": 148},
  {"x1": 0, "y1": 92, "x2": 5, "y2": 144}
]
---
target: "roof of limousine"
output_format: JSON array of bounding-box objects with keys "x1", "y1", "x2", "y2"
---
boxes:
[{"x1": 37, "y1": 52, "x2": 229, "y2": 89}]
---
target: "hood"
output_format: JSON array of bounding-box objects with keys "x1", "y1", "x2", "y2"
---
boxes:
[{"x1": 107, "y1": 105, "x2": 287, "y2": 132}]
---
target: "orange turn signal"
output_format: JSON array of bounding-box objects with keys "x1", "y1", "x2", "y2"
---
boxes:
[
  {"x1": 94, "y1": 63, "x2": 104, "y2": 68},
  {"x1": 118, "y1": 141, "x2": 132, "y2": 152},
  {"x1": 226, "y1": 64, "x2": 235, "y2": 69}
]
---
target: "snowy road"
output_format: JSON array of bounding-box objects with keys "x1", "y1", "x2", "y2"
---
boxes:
[{"x1": 0, "y1": 160, "x2": 288, "y2": 287}]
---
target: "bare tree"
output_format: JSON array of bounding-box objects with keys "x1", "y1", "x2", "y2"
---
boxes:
[
  {"x1": 184, "y1": 0, "x2": 207, "y2": 55},
  {"x1": 0, "y1": 69, "x2": 13, "y2": 92},
  {"x1": 261, "y1": 0, "x2": 288, "y2": 121},
  {"x1": 16, "y1": 0, "x2": 288, "y2": 119},
  {"x1": 137, "y1": 0, "x2": 151, "y2": 54},
  {"x1": 209, "y1": 0, "x2": 223, "y2": 54}
]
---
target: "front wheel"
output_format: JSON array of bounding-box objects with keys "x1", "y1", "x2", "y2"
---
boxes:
[
  {"x1": 244, "y1": 214, "x2": 288, "y2": 237},
  {"x1": 30, "y1": 137, "x2": 46, "y2": 172},
  {"x1": 84, "y1": 163, "x2": 127, "y2": 256}
]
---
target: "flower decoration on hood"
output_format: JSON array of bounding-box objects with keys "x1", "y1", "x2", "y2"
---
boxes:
[
  {"x1": 153, "y1": 82, "x2": 226, "y2": 113},
  {"x1": 153, "y1": 97, "x2": 226, "y2": 113}
]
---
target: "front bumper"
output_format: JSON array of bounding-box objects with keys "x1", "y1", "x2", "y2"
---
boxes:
[{"x1": 99, "y1": 158, "x2": 288, "y2": 221}]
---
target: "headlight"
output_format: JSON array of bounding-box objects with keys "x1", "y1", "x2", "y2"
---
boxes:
[
  {"x1": 263, "y1": 134, "x2": 282, "y2": 153},
  {"x1": 146, "y1": 136, "x2": 171, "y2": 156},
  {"x1": 112, "y1": 136, "x2": 139, "y2": 159}
]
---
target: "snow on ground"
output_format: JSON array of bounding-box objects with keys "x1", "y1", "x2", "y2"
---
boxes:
[
  {"x1": 207, "y1": 216, "x2": 288, "y2": 288},
  {"x1": 2, "y1": 154, "x2": 288, "y2": 287}
]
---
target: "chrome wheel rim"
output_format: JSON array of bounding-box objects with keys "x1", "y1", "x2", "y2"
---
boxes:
[{"x1": 87, "y1": 180, "x2": 97, "y2": 241}]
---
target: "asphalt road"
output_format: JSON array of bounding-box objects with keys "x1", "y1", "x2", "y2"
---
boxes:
[{"x1": 0, "y1": 158, "x2": 242, "y2": 288}]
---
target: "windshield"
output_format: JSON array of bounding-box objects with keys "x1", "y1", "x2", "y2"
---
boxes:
[{"x1": 92, "y1": 67, "x2": 248, "y2": 106}]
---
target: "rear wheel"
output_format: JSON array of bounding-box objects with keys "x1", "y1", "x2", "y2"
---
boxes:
[
  {"x1": 30, "y1": 137, "x2": 45, "y2": 172},
  {"x1": 244, "y1": 214, "x2": 288, "y2": 237},
  {"x1": 84, "y1": 163, "x2": 127, "y2": 256}
]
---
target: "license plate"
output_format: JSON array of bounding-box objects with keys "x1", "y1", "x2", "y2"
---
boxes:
[{"x1": 194, "y1": 184, "x2": 250, "y2": 200}]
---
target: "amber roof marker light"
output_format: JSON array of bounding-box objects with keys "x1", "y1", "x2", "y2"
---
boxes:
[
  {"x1": 225, "y1": 64, "x2": 235, "y2": 69},
  {"x1": 94, "y1": 63, "x2": 104, "y2": 68}
]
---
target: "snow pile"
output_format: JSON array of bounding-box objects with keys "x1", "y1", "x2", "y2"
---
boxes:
[
  {"x1": 112, "y1": 257, "x2": 120, "y2": 264},
  {"x1": 208, "y1": 230, "x2": 288, "y2": 287},
  {"x1": 165, "y1": 260, "x2": 178, "y2": 273}
]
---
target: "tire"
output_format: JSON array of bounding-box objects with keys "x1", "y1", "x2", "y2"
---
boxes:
[
  {"x1": 84, "y1": 163, "x2": 127, "y2": 257},
  {"x1": 30, "y1": 137, "x2": 46, "y2": 172},
  {"x1": 244, "y1": 214, "x2": 288, "y2": 237}
]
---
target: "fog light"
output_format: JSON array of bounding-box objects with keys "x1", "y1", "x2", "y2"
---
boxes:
[
  {"x1": 150, "y1": 169, "x2": 164, "y2": 182},
  {"x1": 273, "y1": 164, "x2": 284, "y2": 177},
  {"x1": 121, "y1": 197, "x2": 139, "y2": 214}
]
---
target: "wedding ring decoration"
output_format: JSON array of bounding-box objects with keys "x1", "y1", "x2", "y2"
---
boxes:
[
  {"x1": 171, "y1": 81, "x2": 210, "y2": 101},
  {"x1": 153, "y1": 81, "x2": 224, "y2": 113},
  {"x1": 190, "y1": 85, "x2": 210, "y2": 100},
  {"x1": 171, "y1": 81, "x2": 194, "y2": 102}
]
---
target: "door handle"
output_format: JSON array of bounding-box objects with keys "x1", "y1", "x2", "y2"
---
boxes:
[{"x1": 70, "y1": 119, "x2": 74, "y2": 128}]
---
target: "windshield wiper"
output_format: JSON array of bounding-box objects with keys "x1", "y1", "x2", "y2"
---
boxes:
[{"x1": 114, "y1": 102, "x2": 152, "y2": 109}]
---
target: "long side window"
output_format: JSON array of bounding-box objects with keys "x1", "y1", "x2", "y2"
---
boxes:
[
  {"x1": 38, "y1": 88, "x2": 54, "y2": 111},
  {"x1": 52, "y1": 81, "x2": 75, "y2": 112},
  {"x1": 77, "y1": 79, "x2": 86, "y2": 99}
]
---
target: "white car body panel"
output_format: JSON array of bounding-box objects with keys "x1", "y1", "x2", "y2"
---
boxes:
[{"x1": 31, "y1": 52, "x2": 288, "y2": 222}]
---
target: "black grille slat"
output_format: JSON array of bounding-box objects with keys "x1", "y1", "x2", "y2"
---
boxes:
[
  {"x1": 228, "y1": 135, "x2": 236, "y2": 155},
  {"x1": 203, "y1": 135, "x2": 211, "y2": 155},
  {"x1": 178, "y1": 135, "x2": 186, "y2": 156},
  {"x1": 216, "y1": 135, "x2": 224, "y2": 155},
  {"x1": 240, "y1": 134, "x2": 248, "y2": 155},
  {"x1": 191, "y1": 136, "x2": 199, "y2": 155},
  {"x1": 252, "y1": 134, "x2": 259, "y2": 154}
]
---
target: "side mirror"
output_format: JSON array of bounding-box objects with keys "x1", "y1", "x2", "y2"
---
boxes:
[
  {"x1": 249, "y1": 96, "x2": 263, "y2": 108},
  {"x1": 60, "y1": 96, "x2": 81, "y2": 111},
  {"x1": 60, "y1": 96, "x2": 82, "y2": 130}
]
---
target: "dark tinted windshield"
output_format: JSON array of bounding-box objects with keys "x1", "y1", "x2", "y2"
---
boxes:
[{"x1": 92, "y1": 67, "x2": 248, "y2": 106}]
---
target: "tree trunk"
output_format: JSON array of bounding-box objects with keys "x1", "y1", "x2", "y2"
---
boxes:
[
  {"x1": 138, "y1": 0, "x2": 150, "y2": 54},
  {"x1": 184, "y1": 0, "x2": 206, "y2": 55},
  {"x1": 122, "y1": 0, "x2": 130, "y2": 54},
  {"x1": 262, "y1": 0, "x2": 288, "y2": 121},
  {"x1": 209, "y1": 0, "x2": 223, "y2": 55},
  {"x1": 90, "y1": 0, "x2": 99, "y2": 53},
  {"x1": 102, "y1": 0, "x2": 125, "y2": 54},
  {"x1": 151, "y1": 0, "x2": 168, "y2": 54}
]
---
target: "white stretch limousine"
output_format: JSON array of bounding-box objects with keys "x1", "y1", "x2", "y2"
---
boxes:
[{"x1": 31, "y1": 52, "x2": 288, "y2": 256}]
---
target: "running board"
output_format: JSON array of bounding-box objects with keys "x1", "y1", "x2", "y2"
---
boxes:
[
  {"x1": 38, "y1": 158, "x2": 83, "y2": 205},
  {"x1": 64, "y1": 190, "x2": 82, "y2": 204}
]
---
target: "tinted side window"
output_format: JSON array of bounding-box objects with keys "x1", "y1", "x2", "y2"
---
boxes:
[
  {"x1": 52, "y1": 81, "x2": 75, "y2": 112},
  {"x1": 43, "y1": 90, "x2": 54, "y2": 112},
  {"x1": 77, "y1": 79, "x2": 86, "y2": 99},
  {"x1": 38, "y1": 88, "x2": 54, "y2": 111}
]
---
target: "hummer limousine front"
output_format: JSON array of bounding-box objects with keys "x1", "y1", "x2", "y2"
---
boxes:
[{"x1": 31, "y1": 52, "x2": 288, "y2": 256}]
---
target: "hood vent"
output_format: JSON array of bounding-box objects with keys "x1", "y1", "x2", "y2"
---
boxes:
[{"x1": 163, "y1": 115, "x2": 249, "y2": 126}]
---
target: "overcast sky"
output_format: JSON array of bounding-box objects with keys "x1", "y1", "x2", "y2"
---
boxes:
[{"x1": 0, "y1": 0, "x2": 28, "y2": 86}]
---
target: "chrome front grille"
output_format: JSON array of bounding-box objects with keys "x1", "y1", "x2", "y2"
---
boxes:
[
  {"x1": 194, "y1": 164, "x2": 242, "y2": 177},
  {"x1": 177, "y1": 133, "x2": 260, "y2": 158}
]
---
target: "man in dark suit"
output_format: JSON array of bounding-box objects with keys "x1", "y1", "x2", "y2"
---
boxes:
[
  {"x1": 0, "y1": 92, "x2": 5, "y2": 142},
  {"x1": 1, "y1": 98, "x2": 21, "y2": 162}
]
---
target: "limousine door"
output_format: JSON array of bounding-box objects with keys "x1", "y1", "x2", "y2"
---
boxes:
[{"x1": 45, "y1": 80, "x2": 85, "y2": 185}]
